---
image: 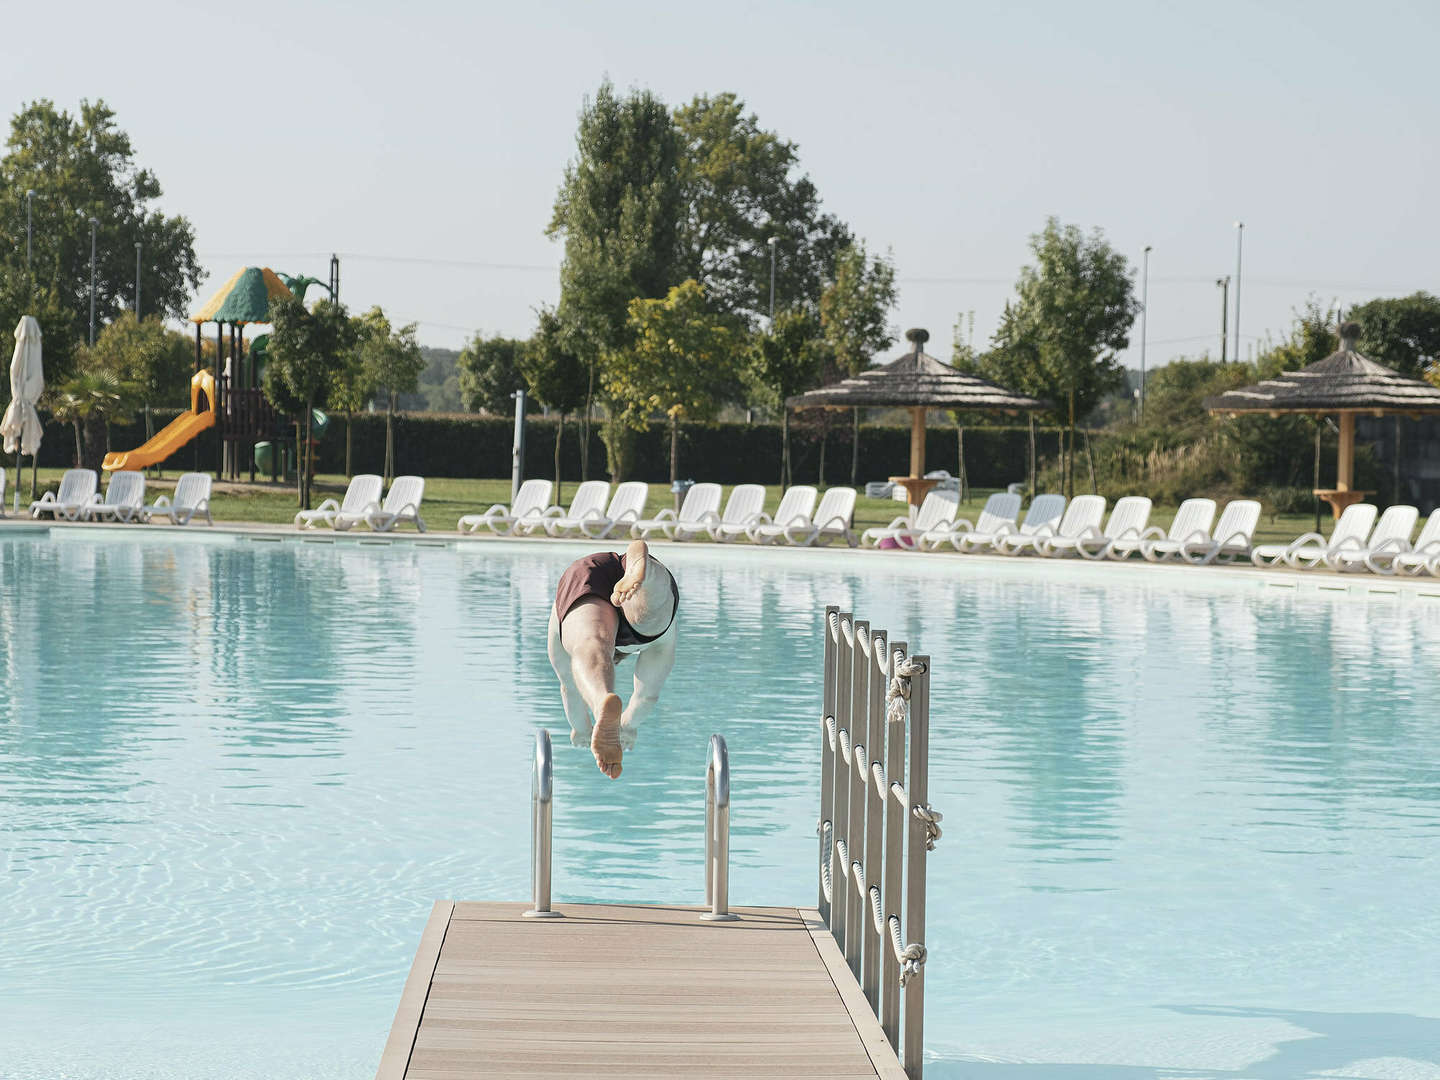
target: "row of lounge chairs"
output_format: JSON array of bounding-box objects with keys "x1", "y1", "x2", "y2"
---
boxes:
[
  {"x1": 22, "y1": 468, "x2": 213, "y2": 525},
  {"x1": 1249, "y1": 502, "x2": 1440, "y2": 575},
  {"x1": 294, "y1": 474, "x2": 426, "y2": 532},
  {"x1": 459, "y1": 479, "x2": 859, "y2": 546}
]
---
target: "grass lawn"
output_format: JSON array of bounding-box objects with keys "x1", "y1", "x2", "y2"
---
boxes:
[{"x1": 10, "y1": 467, "x2": 1329, "y2": 545}]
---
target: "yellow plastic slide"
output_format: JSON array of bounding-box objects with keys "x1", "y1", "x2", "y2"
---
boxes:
[{"x1": 103, "y1": 369, "x2": 216, "y2": 472}]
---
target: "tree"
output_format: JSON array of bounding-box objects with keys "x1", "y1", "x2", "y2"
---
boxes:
[
  {"x1": 748, "y1": 307, "x2": 826, "y2": 486},
  {"x1": 549, "y1": 80, "x2": 686, "y2": 479},
  {"x1": 457, "y1": 332, "x2": 528, "y2": 415},
  {"x1": 264, "y1": 296, "x2": 356, "y2": 509},
  {"x1": 357, "y1": 307, "x2": 426, "y2": 485},
  {"x1": 0, "y1": 99, "x2": 202, "y2": 377},
  {"x1": 520, "y1": 307, "x2": 588, "y2": 505},
  {"x1": 603, "y1": 280, "x2": 736, "y2": 495},
  {"x1": 84, "y1": 312, "x2": 193, "y2": 405},
  {"x1": 1346, "y1": 292, "x2": 1440, "y2": 379},
  {"x1": 327, "y1": 331, "x2": 374, "y2": 480},
  {"x1": 674, "y1": 93, "x2": 852, "y2": 326},
  {"x1": 819, "y1": 242, "x2": 898, "y2": 483},
  {"x1": 982, "y1": 218, "x2": 1137, "y2": 497},
  {"x1": 46, "y1": 368, "x2": 142, "y2": 473}
]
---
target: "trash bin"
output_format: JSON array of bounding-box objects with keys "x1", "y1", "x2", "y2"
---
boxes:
[{"x1": 255, "y1": 441, "x2": 275, "y2": 475}]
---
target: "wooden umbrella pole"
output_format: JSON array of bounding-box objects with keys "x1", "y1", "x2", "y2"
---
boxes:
[
  {"x1": 909, "y1": 406, "x2": 926, "y2": 478},
  {"x1": 1337, "y1": 411, "x2": 1355, "y2": 491}
]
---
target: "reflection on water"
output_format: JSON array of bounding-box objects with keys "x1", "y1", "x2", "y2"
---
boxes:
[{"x1": 1, "y1": 536, "x2": 1438, "y2": 1079}]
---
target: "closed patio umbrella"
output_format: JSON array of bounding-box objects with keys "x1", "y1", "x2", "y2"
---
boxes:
[{"x1": 1, "y1": 316, "x2": 44, "y2": 511}]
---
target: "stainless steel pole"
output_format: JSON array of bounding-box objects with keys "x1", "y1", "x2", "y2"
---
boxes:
[
  {"x1": 702, "y1": 734, "x2": 739, "y2": 920},
  {"x1": 523, "y1": 729, "x2": 562, "y2": 918},
  {"x1": 510, "y1": 388, "x2": 527, "y2": 505},
  {"x1": 1139, "y1": 246, "x2": 1151, "y2": 418}
]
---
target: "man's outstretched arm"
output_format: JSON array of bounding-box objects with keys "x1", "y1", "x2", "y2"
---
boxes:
[{"x1": 619, "y1": 632, "x2": 676, "y2": 749}]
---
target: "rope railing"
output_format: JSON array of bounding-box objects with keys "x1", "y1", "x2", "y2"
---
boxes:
[{"x1": 817, "y1": 604, "x2": 939, "y2": 1080}]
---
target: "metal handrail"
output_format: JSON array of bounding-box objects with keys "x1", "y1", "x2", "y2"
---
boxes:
[
  {"x1": 818, "y1": 605, "x2": 938, "y2": 1079},
  {"x1": 522, "y1": 729, "x2": 562, "y2": 919},
  {"x1": 702, "y1": 734, "x2": 739, "y2": 921}
]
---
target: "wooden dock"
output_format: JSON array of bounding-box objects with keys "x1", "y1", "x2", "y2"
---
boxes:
[{"x1": 376, "y1": 901, "x2": 906, "y2": 1080}]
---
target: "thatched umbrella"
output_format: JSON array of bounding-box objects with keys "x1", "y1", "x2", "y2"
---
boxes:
[
  {"x1": 788, "y1": 328, "x2": 1049, "y2": 508},
  {"x1": 1205, "y1": 321, "x2": 1440, "y2": 517}
]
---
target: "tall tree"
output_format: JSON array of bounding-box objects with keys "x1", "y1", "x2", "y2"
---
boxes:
[
  {"x1": 0, "y1": 99, "x2": 202, "y2": 377},
  {"x1": 1346, "y1": 292, "x2": 1440, "y2": 379},
  {"x1": 84, "y1": 312, "x2": 194, "y2": 406},
  {"x1": 674, "y1": 93, "x2": 852, "y2": 326},
  {"x1": 603, "y1": 280, "x2": 735, "y2": 496},
  {"x1": 982, "y1": 218, "x2": 1137, "y2": 496},
  {"x1": 457, "y1": 332, "x2": 528, "y2": 414},
  {"x1": 520, "y1": 307, "x2": 588, "y2": 505},
  {"x1": 357, "y1": 307, "x2": 426, "y2": 485},
  {"x1": 548, "y1": 80, "x2": 686, "y2": 480},
  {"x1": 819, "y1": 242, "x2": 898, "y2": 484},
  {"x1": 748, "y1": 307, "x2": 826, "y2": 486},
  {"x1": 264, "y1": 296, "x2": 356, "y2": 509}
]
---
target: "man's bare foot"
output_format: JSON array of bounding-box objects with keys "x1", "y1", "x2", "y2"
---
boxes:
[
  {"x1": 611, "y1": 539, "x2": 649, "y2": 605},
  {"x1": 591, "y1": 693, "x2": 624, "y2": 779}
]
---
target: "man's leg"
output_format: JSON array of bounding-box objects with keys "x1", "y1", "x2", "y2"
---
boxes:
[
  {"x1": 546, "y1": 610, "x2": 594, "y2": 748},
  {"x1": 558, "y1": 596, "x2": 625, "y2": 779},
  {"x1": 619, "y1": 632, "x2": 676, "y2": 750}
]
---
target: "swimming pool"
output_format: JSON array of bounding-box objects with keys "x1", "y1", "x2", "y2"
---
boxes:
[{"x1": 2, "y1": 530, "x2": 1438, "y2": 1079}]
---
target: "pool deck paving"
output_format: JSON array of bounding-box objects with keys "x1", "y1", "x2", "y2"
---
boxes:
[{"x1": 375, "y1": 901, "x2": 906, "y2": 1080}]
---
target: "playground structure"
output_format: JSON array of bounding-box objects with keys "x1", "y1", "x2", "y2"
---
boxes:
[{"x1": 103, "y1": 257, "x2": 341, "y2": 482}]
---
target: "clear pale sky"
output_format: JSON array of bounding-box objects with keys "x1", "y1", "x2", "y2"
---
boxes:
[{"x1": 7, "y1": 1, "x2": 1437, "y2": 371}]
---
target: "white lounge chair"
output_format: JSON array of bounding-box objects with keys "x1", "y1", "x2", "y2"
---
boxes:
[
  {"x1": 530, "y1": 480, "x2": 609, "y2": 537},
  {"x1": 860, "y1": 488, "x2": 959, "y2": 549},
  {"x1": 1326, "y1": 504, "x2": 1416, "y2": 572},
  {"x1": 30, "y1": 468, "x2": 98, "y2": 521},
  {"x1": 336, "y1": 475, "x2": 426, "y2": 532},
  {"x1": 143, "y1": 472, "x2": 214, "y2": 526},
  {"x1": 774, "y1": 486, "x2": 858, "y2": 547},
  {"x1": 1041, "y1": 496, "x2": 1151, "y2": 559},
  {"x1": 706, "y1": 484, "x2": 768, "y2": 542},
  {"x1": 1250, "y1": 503, "x2": 1377, "y2": 569},
  {"x1": 925, "y1": 492, "x2": 1023, "y2": 552},
  {"x1": 630, "y1": 482, "x2": 722, "y2": 541},
  {"x1": 296, "y1": 474, "x2": 382, "y2": 530},
  {"x1": 87, "y1": 470, "x2": 147, "y2": 523},
  {"x1": 1178, "y1": 499, "x2": 1261, "y2": 564},
  {"x1": 546, "y1": 481, "x2": 646, "y2": 538},
  {"x1": 1123, "y1": 498, "x2": 1217, "y2": 562},
  {"x1": 1387, "y1": 509, "x2": 1440, "y2": 576},
  {"x1": 996, "y1": 495, "x2": 1102, "y2": 556},
  {"x1": 459, "y1": 478, "x2": 552, "y2": 535},
  {"x1": 745, "y1": 485, "x2": 819, "y2": 544}
]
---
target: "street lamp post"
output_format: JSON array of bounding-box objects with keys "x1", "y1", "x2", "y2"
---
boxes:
[
  {"x1": 25, "y1": 189, "x2": 35, "y2": 274},
  {"x1": 1233, "y1": 221, "x2": 1244, "y2": 364},
  {"x1": 1216, "y1": 276, "x2": 1230, "y2": 363},
  {"x1": 87, "y1": 216, "x2": 98, "y2": 346},
  {"x1": 767, "y1": 236, "x2": 779, "y2": 322},
  {"x1": 1140, "y1": 245, "x2": 1151, "y2": 420},
  {"x1": 134, "y1": 241, "x2": 142, "y2": 318}
]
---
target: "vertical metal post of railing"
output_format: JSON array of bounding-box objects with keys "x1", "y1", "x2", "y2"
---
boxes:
[
  {"x1": 861, "y1": 627, "x2": 887, "y2": 1014},
  {"x1": 881, "y1": 642, "x2": 908, "y2": 1050},
  {"x1": 902, "y1": 654, "x2": 932, "y2": 1076},
  {"x1": 819, "y1": 606, "x2": 839, "y2": 923},
  {"x1": 523, "y1": 729, "x2": 563, "y2": 919},
  {"x1": 829, "y1": 612, "x2": 854, "y2": 951},
  {"x1": 844, "y1": 620, "x2": 870, "y2": 981},
  {"x1": 703, "y1": 734, "x2": 740, "y2": 921}
]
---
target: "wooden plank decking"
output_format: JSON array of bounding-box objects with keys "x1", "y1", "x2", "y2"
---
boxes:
[{"x1": 377, "y1": 902, "x2": 906, "y2": 1080}]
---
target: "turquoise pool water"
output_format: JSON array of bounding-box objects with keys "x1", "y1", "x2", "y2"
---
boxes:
[{"x1": 2, "y1": 530, "x2": 1439, "y2": 1079}]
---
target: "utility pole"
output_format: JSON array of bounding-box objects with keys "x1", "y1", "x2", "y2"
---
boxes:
[
  {"x1": 1140, "y1": 245, "x2": 1151, "y2": 419},
  {"x1": 88, "y1": 216, "x2": 99, "y2": 346},
  {"x1": 1216, "y1": 276, "x2": 1230, "y2": 363},
  {"x1": 1233, "y1": 221, "x2": 1244, "y2": 366},
  {"x1": 134, "y1": 241, "x2": 142, "y2": 317}
]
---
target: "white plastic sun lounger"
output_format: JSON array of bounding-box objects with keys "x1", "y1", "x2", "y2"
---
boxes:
[
  {"x1": 1250, "y1": 502, "x2": 1377, "y2": 569},
  {"x1": 860, "y1": 488, "x2": 959, "y2": 549},
  {"x1": 771, "y1": 486, "x2": 858, "y2": 547},
  {"x1": 529, "y1": 480, "x2": 609, "y2": 537},
  {"x1": 630, "y1": 482, "x2": 721, "y2": 541},
  {"x1": 924, "y1": 491, "x2": 1023, "y2": 552},
  {"x1": 336, "y1": 475, "x2": 427, "y2": 532},
  {"x1": 1178, "y1": 499, "x2": 1261, "y2": 564},
  {"x1": 30, "y1": 468, "x2": 98, "y2": 521},
  {"x1": 1326, "y1": 504, "x2": 1416, "y2": 572},
  {"x1": 296, "y1": 473, "x2": 382, "y2": 530},
  {"x1": 745, "y1": 485, "x2": 819, "y2": 544},
  {"x1": 996, "y1": 495, "x2": 1100, "y2": 556},
  {"x1": 86, "y1": 470, "x2": 147, "y2": 523},
  {"x1": 1386, "y1": 508, "x2": 1440, "y2": 576},
  {"x1": 546, "y1": 481, "x2": 646, "y2": 538},
  {"x1": 459, "y1": 478, "x2": 552, "y2": 535},
  {"x1": 143, "y1": 472, "x2": 214, "y2": 526},
  {"x1": 706, "y1": 484, "x2": 768, "y2": 542},
  {"x1": 969, "y1": 493, "x2": 1066, "y2": 554},
  {"x1": 1122, "y1": 497, "x2": 1217, "y2": 562},
  {"x1": 1041, "y1": 496, "x2": 1151, "y2": 559}
]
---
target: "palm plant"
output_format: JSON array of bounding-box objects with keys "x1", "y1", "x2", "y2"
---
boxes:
[{"x1": 47, "y1": 370, "x2": 143, "y2": 472}]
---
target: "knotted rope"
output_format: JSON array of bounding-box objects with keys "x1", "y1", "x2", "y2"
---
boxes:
[
  {"x1": 885, "y1": 656, "x2": 927, "y2": 726},
  {"x1": 887, "y1": 914, "x2": 928, "y2": 986},
  {"x1": 912, "y1": 803, "x2": 944, "y2": 851}
]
